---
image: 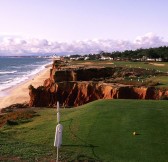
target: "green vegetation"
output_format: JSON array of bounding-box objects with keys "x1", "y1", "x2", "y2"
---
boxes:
[
  {"x1": 69, "y1": 46, "x2": 168, "y2": 61},
  {"x1": 1, "y1": 100, "x2": 168, "y2": 161},
  {"x1": 104, "y1": 46, "x2": 168, "y2": 61},
  {"x1": 146, "y1": 76, "x2": 168, "y2": 87},
  {"x1": 71, "y1": 60, "x2": 168, "y2": 87},
  {"x1": 0, "y1": 109, "x2": 38, "y2": 127},
  {"x1": 73, "y1": 60, "x2": 168, "y2": 72},
  {"x1": 112, "y1": 61, "x2": 168, "y2": 72}
]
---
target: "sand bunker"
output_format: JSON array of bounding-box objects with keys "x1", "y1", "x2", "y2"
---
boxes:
[
  {"x1": 79, "y1": 62, "x2": 114, "y2": 65},
  {"x1": 149, "y1": 63, "x2": 165, "y2": 67},
  {"x1": 78, "y1": 62, "x2": 93, "y2": 65},
  {"x1": 105, "y1": 63, "x2": 114, "y2": 65}
]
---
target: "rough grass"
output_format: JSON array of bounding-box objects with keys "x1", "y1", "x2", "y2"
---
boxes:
[
  {"x1": 0, "y1": 109, "x2": 38, "y2": 127},
  {"x1": 1, "y1": 100, "x2": 168, "y2": 161},
  {"x1": 72, "y1": 60, "x2": 168, "y2": 87},
  {"x1": 148, "y1": 75, "x2": 168, "y2": 87}
]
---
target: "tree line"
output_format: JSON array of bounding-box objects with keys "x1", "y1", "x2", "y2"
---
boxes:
[
  {"x1": 108, "y1": 46, "x2": 168, "y2": 61},
  {"x1": 69, "y1": 46, "x2": 168, "y2": 61}
]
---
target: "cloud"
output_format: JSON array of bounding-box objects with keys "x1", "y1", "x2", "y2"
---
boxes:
[
  {"x1": 0, "y1": 33, "x2": 168, "y2": 56},
  {"x1": 133, "y1": 33, "x2": 167, "y2": 49}
]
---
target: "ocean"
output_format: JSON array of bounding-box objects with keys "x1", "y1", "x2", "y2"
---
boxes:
[{"x1": 0, "y1": 56, "x2": 51, "y2": 95}]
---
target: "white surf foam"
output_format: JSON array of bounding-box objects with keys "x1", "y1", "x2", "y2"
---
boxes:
[
  {"x1": 0, "y1": 62, "x2": 51, "y2": 92},
  {"x1": 0, "y1": 70, "x2": 17, "y2": 74}
]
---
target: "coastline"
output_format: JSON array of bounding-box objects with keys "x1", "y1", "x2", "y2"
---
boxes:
[{"x1": 0, "y1": 67, "x2": 50, "y2": 110}]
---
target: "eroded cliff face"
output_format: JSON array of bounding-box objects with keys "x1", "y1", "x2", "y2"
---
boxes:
[
  {"x1": 29, "y1": 61, "x2": 168, "y2": 107},
  {"x1": 29, "y1": 81, "x2": 168, "y2": 107}
]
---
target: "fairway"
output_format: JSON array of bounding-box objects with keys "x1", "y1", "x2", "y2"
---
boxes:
[
  {"x1": 73, "y1": 60, "x2": 168, "y2": 73},
  {"x1": 1, "y1": 99, "x2": 168, "y2": 161}
]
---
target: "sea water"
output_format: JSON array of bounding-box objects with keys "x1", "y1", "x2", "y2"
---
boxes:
[{"x1": 0, "y1": 56, "x2": 51, "y2": 95}]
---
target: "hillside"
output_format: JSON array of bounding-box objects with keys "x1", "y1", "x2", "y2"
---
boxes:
[{"x1": 1, "y1": 99, "x2": 168, "y2": 161}]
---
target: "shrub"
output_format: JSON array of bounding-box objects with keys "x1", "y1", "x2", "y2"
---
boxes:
[{"x1": 160, "y1": 95, "x2": 168, "y2": 100}]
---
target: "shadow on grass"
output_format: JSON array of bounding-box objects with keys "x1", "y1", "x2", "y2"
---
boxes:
[
  {"x1": 61, "y1": 118, "x2": 102, "y2": 161},
  {"x1": 62, "y1": 144, "x2": 98, "y2": 148}
]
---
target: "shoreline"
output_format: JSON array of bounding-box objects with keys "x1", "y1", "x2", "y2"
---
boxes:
[{"x1": 0, "y1": 67, "x2": 50, "y2": 110}]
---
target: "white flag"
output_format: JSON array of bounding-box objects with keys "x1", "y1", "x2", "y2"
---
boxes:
[{"x1": 54, "y1": 124, "x2": 63, "y2": 148}]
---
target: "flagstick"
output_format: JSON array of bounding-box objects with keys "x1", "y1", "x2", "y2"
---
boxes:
[
  {"x1": 54, "y1": 101, "x2": 63, "y2": 162},
  {"x1": 57, "y1": 101, "x2": 59, "y2": 113},
  {"x1": 56, "y1": 146, "x2": 59, "y2": 162},
  {"x1": 56, "y1": 101, "x2": 59, "y2": 162}
]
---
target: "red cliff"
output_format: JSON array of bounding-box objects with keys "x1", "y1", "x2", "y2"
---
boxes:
[
  {"x1": 29, "y1": 82, "x2": 168, "y2": 107},
  {"x1": 29, "y1": 61, "x2": 168, "y2": 107}
]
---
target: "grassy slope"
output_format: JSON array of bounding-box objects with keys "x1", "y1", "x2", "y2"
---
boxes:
[{"x1": 1, "y1": 100, "x2": 168, "y2": 161}]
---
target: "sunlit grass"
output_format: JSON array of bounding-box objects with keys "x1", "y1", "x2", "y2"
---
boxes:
[
  {"x1": 72, "y1": 60, "x2": 168, "y2": 73},
  {"x1": 1, "y1": 100, "x2": 168, "y2": 161}
]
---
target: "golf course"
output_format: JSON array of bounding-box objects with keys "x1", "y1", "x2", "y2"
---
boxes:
[
  {"x1": 1, "y1": 1, "x2": 168, "y2": 161},
  {"x1": 1, "y1": 99, "x2": 168, "y2": 161}
]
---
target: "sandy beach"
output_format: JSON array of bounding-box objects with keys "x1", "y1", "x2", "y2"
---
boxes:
[{"x1": 0, "y1": 67, "x2": 50, "y2": 109}]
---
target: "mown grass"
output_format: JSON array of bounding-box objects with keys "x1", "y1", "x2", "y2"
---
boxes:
[
  {"x1": 1, "y1": 100, "x2": 168, "y2": 161},
  {"x1": 112, "y1": 61, "x2": 168, "y2": 72},
  {"x1": 73, "y1": 60, "x2": 168, "y2": 73}
]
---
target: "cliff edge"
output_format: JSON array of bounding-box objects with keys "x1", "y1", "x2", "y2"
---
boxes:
[{"x1": 29, "y1": 60, "x2": 168, "y2": 107}]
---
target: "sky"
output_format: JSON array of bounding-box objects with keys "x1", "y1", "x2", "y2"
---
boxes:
[{"x1": 0, "y1": 0, "x2": 168, "y2": 55}]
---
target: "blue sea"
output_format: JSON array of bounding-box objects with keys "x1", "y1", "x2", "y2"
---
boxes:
[{"x1": 0, "y1": 56, "x2": 51, "y2": 95}]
